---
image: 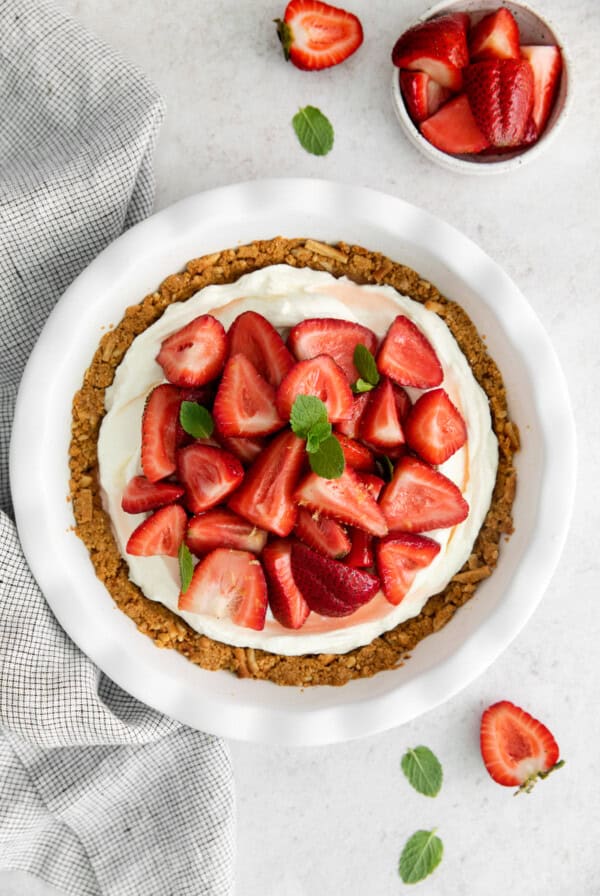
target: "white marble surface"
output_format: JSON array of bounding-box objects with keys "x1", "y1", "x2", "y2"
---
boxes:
[{"x1": 3, "y1": 0, "x2": 600, "y2": 894}]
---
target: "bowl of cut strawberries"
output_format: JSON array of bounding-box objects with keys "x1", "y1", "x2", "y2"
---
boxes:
[{"x1": 391, "y1": 0, "x2": 570, "y2": 172}]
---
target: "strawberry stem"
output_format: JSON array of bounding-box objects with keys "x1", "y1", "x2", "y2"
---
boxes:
[{"x1": 515, "y1": 759, "x2": 565, "y2": 796}]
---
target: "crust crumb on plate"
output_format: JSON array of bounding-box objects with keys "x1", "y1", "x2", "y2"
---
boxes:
[{"x1": 69, "y1": 236, "x2": 517, "y2": 687}]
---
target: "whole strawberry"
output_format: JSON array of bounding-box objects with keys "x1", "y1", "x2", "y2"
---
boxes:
[{"x1": 464, "y1": 58, "x2": 534, "y2": 148}]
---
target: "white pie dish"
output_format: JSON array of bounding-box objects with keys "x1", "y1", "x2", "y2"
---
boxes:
[{"x1": 10, "y1": 178, "x2": 576, "y2": 745}]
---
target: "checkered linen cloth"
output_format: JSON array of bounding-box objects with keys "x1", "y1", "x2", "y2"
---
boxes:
[{"x1": 0, "y1": 2, "x2": 235, "y2": 894}]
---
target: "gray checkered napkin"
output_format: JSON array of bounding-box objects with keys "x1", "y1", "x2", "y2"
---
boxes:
[{"x1": 0, "y1": 2, "x2": 235, "y2": 894}]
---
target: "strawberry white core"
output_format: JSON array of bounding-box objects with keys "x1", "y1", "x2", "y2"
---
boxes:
[{"x1": 98, "y1": 265, "x2": 498, "y2": 655}]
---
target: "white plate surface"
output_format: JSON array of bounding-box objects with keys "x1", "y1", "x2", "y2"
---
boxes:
[{"x1": 10, "y1": 179, "x2": 576, "y2": 745}]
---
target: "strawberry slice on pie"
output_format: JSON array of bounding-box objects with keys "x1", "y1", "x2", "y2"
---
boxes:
[
  {"x1": 126, "y1": 504, "x2": 187, "y2": 557},
  {"x1": 179, "y1": 548, "x2": 268, "y2": 630},
  {"x1": 141, "y1": 383, "x2": 181, "y2": 483},
  {"x1": 335, "y1": 433, "x2": 376, "y2": 473},
  {"x1": 379, "y1": 455, "x2": 468, "y2": 532},
  {"x1": 290, "y1": 542, "x2": 380, "y2": 617},
  {"x1": 376, "y1": 532, "x2": 441, "y2": 605},
  {"x1": 276, "y1": 355, "x2": 353, "y2": 423},
  {"x1": 186, "y1": 508, "x2": 268, "y2": 556},
  {"x1": 295, "y1": 466, "x2": 388, "y2": 537},
  {"x1": 335, "y1": 391, "x2": 370, "y2": 439},
  {"x1": 262, "y1": 539, "x2": 311, "y2": 630},
  {"x1": 377, "y1": 316, "x2": 443, "y2": 389},
  {"x1": 404, "y1": 387, "x2": 467, "y2": 465},
  {"x1": 294, "y1": 507, "x2": 351, "y2": 559},
  {"x1": 287, "y1": 317, "x2": 378, "y2": 382},
  {"x1": 156, "y1": 314, "x2": 226, "y2": 387},
  {"x1": 213, "y1": 353, "x2": 285, "y2": 437},
  {"x1": 227, "y1": 309, "x2": 294, "y2": 387},
  {"x1": 121, "y1": 475, "x2": 184, "y2": 514},
  {"x1": 359, "y1": 376, "x2": 405, "y2": 454},
  {"x1": 177, "y1": 444, "x2": 244, "y2": 514}
]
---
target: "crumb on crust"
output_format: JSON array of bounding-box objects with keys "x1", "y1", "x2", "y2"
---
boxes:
[{"x1": 69, "y1": 236, "x2": 518, "y2": 687}]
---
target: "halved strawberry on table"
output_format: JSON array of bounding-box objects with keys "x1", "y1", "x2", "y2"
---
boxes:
[
  {"x1": 464, "y1": 58, "x2": 534, "y2": 148},
  {"x1": 376, "y1": 532, "x2": 441, "y2": 605},
  {"x1": 287, "y1": 318, "x2": 378, "y2": 383},
  {"x1": 359, "y1": 376, "x2": 405, "y2": 456},
  {"x1": 126, "y1": 504, "x2": 187, "y2": 557},
  {"x1": 399, "y1": 70, "x2": 452, "y2": 124},
  {"x1": 122, "y1": 475, "x2": 184, "y2": 514},
  {"x1": 290, "y1": 541, "x2": 380, "y2": 617},
  {"x1": 213, "y1": 353, "x2": 285, "y2": 437},
  {"x1": 276, "y1": 355, "x2": 353, "y2": 423},
  {"x1": 156, "y1": 314, "x2": 226, "y2": 387},
  {"x1": 179, "y1": 548, "x2": 268, "y2": 631},
  {"x1": 295, "y1": 466, "x2": 388, "y2": 536},
  {"x1": 262, "y1": 539, "x2": 311, "y2": 629},
  {"x1": 392, "y1": 12, "x2": 470, "y2": 91},
  {"x1": 420, "y1": 93, "x2": 490, "y2": 155},
  {"x1": 379, "y1": 455, "x2": 468, "y2": 532},
  {"x1": 177, "y1": 443, "x2": 244, "y2": 514},
  {"x1": 377, "y1": 315, "x2": 443, "y2": 389},
  {"x1": 275, "y1": 0, "x2": 363, "y2": 72},
  {"x1": 227, "y1": 310, "x2": 294, "y2": 388},
  {"x1": 404, "y1": 387, "x2": 467, "y2": 465},
  {"x1": 294, "y1": 507, "x2": 351, "y2": 559},
  {"x1": 141, "y1": 383, "x2": 181, "y2": 483},
  {"x1": 520, "y1": 45, "x2": 563, "y2": 139},
  {"x1": 469, "y1": 8, "x2": 520, "y2": 62},
  {"x1": 186, "y1": 508, "x2": 268, "y2": 556}
]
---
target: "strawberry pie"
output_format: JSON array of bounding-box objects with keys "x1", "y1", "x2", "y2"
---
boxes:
[{"x1": 70, "y1": 237, "x2": 518, "y2": 685}]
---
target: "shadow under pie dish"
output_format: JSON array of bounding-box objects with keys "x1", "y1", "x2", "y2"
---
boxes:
[{"x1": 69, "y1": 236, "x2": 518, "y2": 687}]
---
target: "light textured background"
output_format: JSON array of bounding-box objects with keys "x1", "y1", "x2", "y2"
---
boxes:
[{"x1": 3, "y1": 1, "x2": 599, "y2": 894}]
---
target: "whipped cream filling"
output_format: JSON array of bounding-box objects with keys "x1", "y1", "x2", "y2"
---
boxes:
[{"x1": 98, "y1": 265, "x2": 498, "y2": 655}]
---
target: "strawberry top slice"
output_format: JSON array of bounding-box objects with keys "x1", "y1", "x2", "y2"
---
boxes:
[
  {"x1": 290, "y1": 541, "x2": 380, "y2": 617},
  {"x1": 464, "y1": 59, "x2": 534, "y2": 148},
  {"x1": 213, "y1": 353, "x2": 285, "y2": 437},
  {"x1": 391, "y1": 13, "x2": 470, "y2": 91},
  {"x1": 376, "y1": 532, "x2": 440, "y2": 606},
  {"x1": 126, "y1": 504, "x2": 187, "y2": 558},
  {"x1": 469, "y1": 8, "x2": 520, "y2": 62},
  {"x1": 141, "y1": 383, "x2": 181, "y2": 483},
  {"x1": 404, "y1": 387, "x2": 467, "y2": 465},
  {"x1": 227, "y1": 310, "x2": 294, "y2": 388},
  {"x1": 276, "y1": 0, "x2": 364, "y2": 72},
  {"x1": 379, "y1": 455, "x2": 468, "y2": 532},
  {"x1": 262, "y1": 539, "x2": 311, "y2": 630},
  {"x1": 276, "y1": 355, "x2": 353, "y2": 423},
  {"x1": 295, "y1": 466, "x2": 388, "y2": 537},
  {"x1": 287, "y1": 317, "x2": 378, "y2": 382},
  {"x1": 377, "y1": 315, "x2": 443, "y2": 389},
  {"x1": 179, "y1": 548, "x2": 268, "y2": 631},
  {"x1": 156, "y1": 314, "x2": 226, "y2": 387}
]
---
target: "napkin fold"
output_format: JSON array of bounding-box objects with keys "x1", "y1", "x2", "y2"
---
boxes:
[{"x1": 0, "y1": 2, "x2": 234, "y2": 894}]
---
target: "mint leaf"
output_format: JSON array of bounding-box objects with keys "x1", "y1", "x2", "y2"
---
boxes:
[
  {"x1": 354, "y1": 343, "x2": 380, "y2": 386},
  {"x1": 399, "y1": 829, "x2": 443, "y2": 885},
  {"x1": 309, "y1": 435, "x2": 345, "y2": 479},
  {"x1": 290, "y1": 395, "x2": 328, "y2": 437},
  {"x1": 401, "y1": 746, "x2": 443, "y2": 797},
  {"x1": 180, "y1": 401, "x2": 214, "y2": 439},
  {"x1": 351, "y1": 377, "x2": 375, "y2": 394},
  {"x1": 178, "y1": 542, "x2": 194, "y2": 594},
  {"x1": 292, "y1": 106, "x2": 334, "y2": 156},
  {"x1": 307, "y1": 420, "x2": 332, "y2": 450},
  {"x1": 379, "y1": 455, "x2": 394, "y2": 482}
]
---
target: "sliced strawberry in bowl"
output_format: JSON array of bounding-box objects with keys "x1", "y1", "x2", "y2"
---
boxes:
[
  {"x1": 464, "y1": 58, "x2": 534, "y2": 148},
  {"x1": 294, "y1": 507, "x2": 351, "y2": 559},
  {"x1": 359, "y1": 376, "x2": 405, "y2": 455},
  {"x1": 141, "y1": 383, "x2": 181, "y2": 483},
  {"x1": 377, "y1": 315, "x2": 443, "y2": 389},
  {"x1": 520, "y1": 45, "x2": 563, "y2": 138},
  {"x1": 121, "y1": 475, "x2": 184, "y2": 514},
  {"x1": 392, "y1": 12, "x2": 470, "y2": 91},
  {"x1": 295, "y1": 466, "x2": 388, "y2": 537},
  {"x1": 287, "y1": 318, "x2": 378, "y2": 383},
  {"x1": 399, "y1": 70, "x2": 452, "y2": 124},
  {"x1": 290, "y1": 542, "x2": 380, "y2": 617},
  {"x1": 156, "y1": 314, "x2": 226, "y2": 387},
  {"x1": 420, "y1": 93, "x2": 490, "y2": 155},
  {"x1": 276, "y1": 355, "x2": 353, "y2": 423},
  {"x1": 262, "y1": 539, "x2": 311, "y2": 629},
  {"x1": 177, "y1": 444, "x2": 244, "y2": 514},
  {"x1": 213, "y1": 354, "x2": 285, "y2": 437},
  {"x1": 404, "y1": 387, "x2": 467, "y2": 465},
  {"x1": 126, "y1": 504, "x2": 187, "y2": 557},
  {"x1": 275, "y1": 0, "x2": 364, "y2": 72},
  {"x1": 469, "y1": 8, "x2": 520, "y2": 62},
  {"x1": 186, "y1": 508, "x2": 268, "y2": 556},
  {"x1": 227, "y1": 310, "x2": 294, "y2": 387},
  {"x1": 179, "y1": 548, "x2": 268, "y2": 631},
  {"x1": 376, "y1": 532, "x2": 441, "y2": 605},
  {"x1": 379, "y1": 455, "x2": 468, "y2": 532}
]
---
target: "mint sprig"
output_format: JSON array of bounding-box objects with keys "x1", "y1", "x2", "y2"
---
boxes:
[
  {"x1": 292, "y1": 106, "x2": 334, "y2": 156},
  {"x1": 401, "y1": 746, "x2": 443, "y2": 798},
  {"x1": 399, "y1": 829, "x2": 443, "y2": 885},
  {"x1": 180, "y1": 401, "x2": 214, "y2": 439},
  {"x1": 178, "y1": 542, "x2": 194, "y2": 594},
  {"x1": 290, "y1": 395, "x2": 344, "y2": 479},
  {"x1": 351, "y1": 343, "x2": 380, "y2": 394}
]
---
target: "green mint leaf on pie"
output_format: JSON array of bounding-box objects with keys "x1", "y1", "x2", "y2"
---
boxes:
[
  {"x1": 290, "y1": 395, "x2": 329, "y2": 438},
  {"x1": 401, "y1": 746, "x2": 443, "y2": 797},
  {"x1": 307, "y1": 420, "x2": 332, "y2": 451},
  {"x1": 353, "y1": 343, "x2": 380, "y2": 386},
  {"x1": 351, "y1": 377, "x2": 375, "y2": 394},
  {"x1": 399, "y1": 829, "x2": 443, "y2": 885},
  {"x1": 180, "y1": 401, "x2": 214, "y2": 439},
  {"x1": 178, "y1": 542, "x2": 194, "y2": 594},
  {"x1": 292, "y1": 106, "x2": 334, "y2": 156},
  {"x1": 308, "y1": 435, "x2": 345, "y2": 479}
]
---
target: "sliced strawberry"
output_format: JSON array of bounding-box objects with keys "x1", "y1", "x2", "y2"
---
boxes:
[
  {"x1": 156, "y1": 314, "x2": 226, "y2": 387},
  {"x1": 335, "y1": 391, "x2": 370, "y2": 438},
  {"x1": 141, "y1": 384, "x2": 181, "y2": 483},
  {"x1": 177, "y1": 444, "x2": 244, "y2": 514},
  {"x1": 228, "y1": 430, "x2": 306, "y2": 536},
  {"x1": 520, "y1": 45, "x2": 562, "y2": 137},
  {"x1": 287, "y1": 318, "x2": 378, "y2": 383},
  {"x1": 216, "y1": 434, "x2": 266, "y2": 465},
  {"x1": 213, "y1": 354, "x2": 284, "y2": 437},
  {"x1": 276, "y1": 356, "x2": 353, "y2": 423},
  {"x1": 227, "y1": 310, "x2": 294, "y2": 388},
  {"x1": 404, "y1": 388, "x2": 467, "y2": 465},
  {"x1": 399, "y1": 70, "x2": 452, "y2": 124},
  {"x1": 380, "y1": 455, "x2": 469, "y2": 532},
  {"x1": 469, "y1": 8, "x2": 520, "y2": 61},
  {"x1": 179, "y1": 548, "x2": 267, "y2": 630},
  {"x1": 126, "y1": 504, "x2": 187, "y2": 557},
  {"x1": 391, "y1": 13, "x2": 470, "y2": 91},
  {"x1": 262, "y1": 540, "x2": 310, "y2": 630},
  {"x1": 345, "y1": 528, "x2": 374, "y2": 568},
  {"x1": 464, "y1": 59, "x2": 534, "y2": 148},
  {"x1": 376, "y1": 533, "x2": 441, "y2": 605},
  {"x1": 336, "y1": 433, "x2": 376, "y2": 473},
  {"x1": 275, "y1": 0, "x2": 363, "y2": 72},
  {"x1": 357, "y1": 472, "x2": 385, "y2": 500},
  {"x1": 394, "y1": 384, "x2": 412, "y2": 422},
  {"x1": 186, "y1": 508, "x2": 268, "y2": 556},
  {"x1": 359, "y1": 377, "x2": 405, "y2": 454},
  {"x1": 480, "y1": 701, "x2": 563, "y2": 793},
  {"x1": 420, "y1": 93, "x2": 490, "y2": 155},
  {"x1": 294, "y1": 507, "x2": 351, "y2": 559},
  {"x1": 290, "y1": 541, "x2": 379, "y2": 617},
  {"x1": 377, "y1": 316, "x2": 443, "y2": 389},
  {"x1": 122, "y1": 475, "x2": 184, "y2": 514},
  {"x1": 295, "y1": 467, "x2": 388, "y2": 537}
]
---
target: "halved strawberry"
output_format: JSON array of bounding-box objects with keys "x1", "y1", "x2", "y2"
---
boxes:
[
  {"x1": 213, "y1": 354, "x2": 284, "y2": 437},
  {"x1": 177, "y1": 444, "x2": 244, "y2": 514},
  {"x1": 377, "y1": 316, "x2": 443, "y2": 389},
  {"x1": 141, "y1": 384, "x2": 181, "y2": 483},
  {"x1": 275, "y1": 0, "x2": 363, "y2": 72},
  {"x1": 126, "y1": 504, "x2": 187, "y2": 557},
  {"x1": 262, "y1": 540, "x2": 310, "y2": 630},
  {"x1": 404, "y1": 388, "x2": 467, "y2": 465},
  {"x1": 391, "y1": 13, "x2": 470, "y2": 91},
  {"x1": 228, "y1": 430, "x2": 306, "y2": 536},
  {"x1": 359, "y1": 377, "x2": 405, "y2": 454},
  {"x1": 420, "y1": 93, "x2": 490, "y2": 155},
  {"x1": 156, "y1": 314, "x2": 226, "y2": 387},
  {"x1": 480, "y1": 701, "x2": 563, "y2": 793},
  {"x1": 394, "y1": 384, "x2": 412, "y2": 422},
  {"x1": 295, "y1": 467, "x2": 388, "y2": 537},
  {"x1": 290, "y1": 541, "x2": 379, "y2": 617},
  {"x1": 464, "y1": 59, "x2": 534, "y2": 148},
  {"x1": 186, "y1": 508, "x2": 268, "y2": 556},
  {"x1": 179, "y1": 548, "x2": 268, "y2": 630},
  {"x1": 357, "y1": 472, "x2": 385, "y2": 500},
  {"x1": 336, "y1": 433, "x2": 376, "y2": 473},
  {"x1": 227, "y1": 310, "x2": 294, "y2": 387},
  {"x1": 520, "y1": 45, "x2": 562, "y2": 137},
  {"x1": 335, "y1": 391, "x2": 370, "y2": 438},
  {"x1": 376, "y1": 533, "x2": 440, "y2": 605},
  {"x1": 345, "y1": 528, "x2": 373, "y2": 568},
  {"x1": 287, "y1": 318, "x2": 378, "y2": 382},
  {"x1": 400, "y1": 70, "x2": 452, "y2": 124},
  {"x1": 469, "y1": 8, "x2": 520, "y2": 61},
  {"x1": 216, "y1": 434, "x2": 266, "y2": 465},
  {"x1": 379, "y1": 455, "x2": 469, "y2": 532},
  {"x1": 276, "y1": 356, "x2": 353, "y2": 423},
  {"x1": 121, "y1": 475, "x2": 184, "y2": 514},
  {"x1": 294, "y1": 507, "x2": 351, "y2": 559}
]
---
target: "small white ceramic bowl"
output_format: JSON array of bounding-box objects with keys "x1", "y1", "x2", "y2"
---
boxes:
[{"x1": 391, "y1": 0, "x2": 571, "y2": 174}]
